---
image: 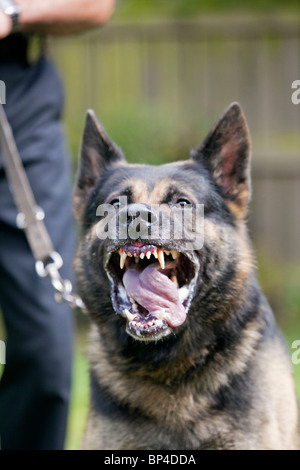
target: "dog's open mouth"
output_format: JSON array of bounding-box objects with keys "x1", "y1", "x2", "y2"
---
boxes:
[{"x1": 105, "y1": 242, "x2": 199, "y2": 341}]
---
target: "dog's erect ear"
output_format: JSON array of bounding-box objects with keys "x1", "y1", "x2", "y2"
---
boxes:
[
  {"x1": 74, "y1": 110, "x2": 124, "y2": 219},
  {"x1": 192, "y1": 102, "x2": 251, "y2": 218}
]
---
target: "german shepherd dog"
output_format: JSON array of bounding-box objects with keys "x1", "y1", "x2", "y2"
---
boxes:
[{"x1": 74, "y1": 103, "x2": 298, "y2": 450}]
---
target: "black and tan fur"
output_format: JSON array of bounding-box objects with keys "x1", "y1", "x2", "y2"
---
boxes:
[{"x1": 74, "y1": 103, "x2": 299, "y2": 450}]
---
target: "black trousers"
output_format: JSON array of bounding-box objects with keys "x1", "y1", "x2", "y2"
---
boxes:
[{"x1": 0, "y1": 57, "x2": 75, "y2": 449}]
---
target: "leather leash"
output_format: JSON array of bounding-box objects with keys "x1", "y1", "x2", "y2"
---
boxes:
[{"x1": 0, "y1": 103, "x2": 85, "y2": 311}]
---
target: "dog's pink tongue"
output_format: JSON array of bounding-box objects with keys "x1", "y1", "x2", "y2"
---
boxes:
[{"x1": 123, "y1": 264, "x2": 186, "y2": 327}]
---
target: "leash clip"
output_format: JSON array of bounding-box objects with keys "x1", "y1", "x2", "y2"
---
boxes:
[
  {"x1": 35, "y1": 251, "x2": 63, "y2": 278},
  {"x1": 35, "y1": 251, "x2": 86, "y2": 312}
]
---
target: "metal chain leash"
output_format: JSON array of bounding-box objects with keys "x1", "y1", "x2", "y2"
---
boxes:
[{"x1": 35, "y1": 252, "x2": 86, "y2": 312}]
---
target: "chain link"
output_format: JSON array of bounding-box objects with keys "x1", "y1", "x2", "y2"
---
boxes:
[{"x1": 35, "y1": 251, "x2": 86, "y2": 313}]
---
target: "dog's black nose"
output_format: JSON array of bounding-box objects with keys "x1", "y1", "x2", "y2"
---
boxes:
[
  {"x1": 124, "y1": 203, "x2": 158, "y2": 226},
  {"x1": 117, "y1": 203, "x2": 158, "y2": 240}
]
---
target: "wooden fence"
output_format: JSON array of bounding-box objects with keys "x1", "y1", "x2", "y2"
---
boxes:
[{"x1": 49, "y1": 15, "x2": 300, "y2": 261}]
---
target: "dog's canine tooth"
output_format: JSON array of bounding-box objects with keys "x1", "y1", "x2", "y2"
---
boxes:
[
  {"x1": 146, "y1": 251, "x2": 151, "y2": 259},
  {"x1": 171, "y1": 275, "x2": 179, "y2": 288},
  {"x1": 157, "y1": 249, "x2": 165, "y2": 269},
  {"x1": 171, "y1": 251, "x2": 179, "y2": 260},
  {"x1": 123, "y1": 309, "x2": 135, "y2": 322},
  {"x1": 120, "y1": 251, "x2": 128, "y2": 269}
]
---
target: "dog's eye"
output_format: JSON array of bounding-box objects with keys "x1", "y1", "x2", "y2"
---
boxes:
[
  {"x1": 176, "y1": 199, "x2": 191, "y2": 208},
  {"x1": 110, "y1": 199, "x2": 121, "y2": 209}
]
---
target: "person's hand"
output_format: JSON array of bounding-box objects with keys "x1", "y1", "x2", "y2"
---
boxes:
[{"x1": 0, "y1": 10, "x2": 12, "y2": 39}]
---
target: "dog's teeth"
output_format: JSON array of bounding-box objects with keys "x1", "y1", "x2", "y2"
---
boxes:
[
  {"x1": 157, "y1": 249, "x2": 165, "y2": 269},
  {"x1": 171, "y1": 251, "x2": 179, "y2": 260},
  {"x1": 133, "y1": 253, "x2": 138, "y2": 257},
  {"x1": 153, "y1": 249, "x2": 158, "y2": 259},
  {"x1": 164, "y1": 250, "x2": 170, "y2": 256},
  {"x1": 146, "y1": 251, "x2": 151, "y2": 259},
  {"x1": 119, "y1": 251, "x2": 127, "y2": 269},
  {"x1": 123, "y1": 309, "x2": 135, "y2": 322},
  {"x1": 127, "y1": 252, "x2": 133, "y2": 257},
  {"x1": 139, "y1": 253, "x2": 145, "y2": 259},
  {"x1": 171, "y1": 275, "x2": 179, "y2": 288}
]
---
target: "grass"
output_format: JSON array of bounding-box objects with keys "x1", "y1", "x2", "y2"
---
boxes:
[
  {"x1": 291, "y1": 352, "x2": 300, "y2": 398},
  {"x1": 65, "y1": 318, "x2": 89, "y2": 450}
]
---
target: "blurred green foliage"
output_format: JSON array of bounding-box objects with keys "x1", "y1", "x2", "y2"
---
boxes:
[
  {"x1": 256, "y1": 252, "x2": 300, "y2": 333},
  {"x1": 80, "y1": 102, "x2": 210, "y2": 166},
  {"x1": 116, "y1": 0, "x2": 300, "y2": 18}
]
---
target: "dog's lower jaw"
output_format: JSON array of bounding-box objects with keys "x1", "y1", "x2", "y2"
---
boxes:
[{"x1": 126, "y1": 323, "x2": 173, "y2": 342}]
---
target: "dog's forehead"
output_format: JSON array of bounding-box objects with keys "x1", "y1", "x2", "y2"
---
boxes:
[{"x1": 111, "y1": 160, "x2": 208, "y2": 203}]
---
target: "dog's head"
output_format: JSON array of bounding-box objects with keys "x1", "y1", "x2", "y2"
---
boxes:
[{"x1": 74, "y1": 103, "x2": 253, "y2": 343}]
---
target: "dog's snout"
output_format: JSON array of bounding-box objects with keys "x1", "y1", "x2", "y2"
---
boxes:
[{"x1": 120, "y1": 203, "x2": 158, "y2": 227}]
